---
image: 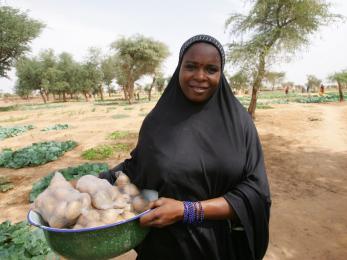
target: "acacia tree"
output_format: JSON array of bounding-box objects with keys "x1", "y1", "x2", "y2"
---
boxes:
[
  {"x1": 0, "y1": 6, "x2": 44, "y2": 78},
  {"x1": 306, "y1": 74, "x2": 321, "y2": 93},
  {"x1": 15, "y1": 56, "x2": 48, "y2": 102},
  {"x1": 101, "y1": 56, "x2": 117, "y2": 97},
  {"x1": 229, "y1": 70, "x2": 250, "y2": 94},
  {"x1": 111, "y1": 35, "x2": 169, "y2": 103},
  {"x1": 328, "y1": 70, "x2": 347, "y2": 102},
  {"x1": 225, "y1": 0, "x2": 341, "y2": 118},
  {"x1": 264, "y1": 71, "x2": 285, "y2": 90}
]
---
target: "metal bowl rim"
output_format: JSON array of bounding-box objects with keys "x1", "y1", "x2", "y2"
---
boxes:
[{"x1": 27, "y1": 209, "x2": 151, "y2": 233}]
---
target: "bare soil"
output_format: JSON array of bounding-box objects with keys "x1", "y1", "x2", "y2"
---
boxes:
[{"x1": 0, "y1": 98, "x2": 346, "y2": 259}]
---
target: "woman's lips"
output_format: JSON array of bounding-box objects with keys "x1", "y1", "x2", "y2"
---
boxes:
[{"x1": 189, "y1": 84, "x2": 209, "y2": 94}]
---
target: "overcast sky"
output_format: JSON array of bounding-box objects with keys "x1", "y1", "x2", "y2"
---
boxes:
[{"x1": 1, "y1": 0, "x2": 347, "y2": 93}]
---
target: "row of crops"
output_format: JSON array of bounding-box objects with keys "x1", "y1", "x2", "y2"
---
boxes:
[
  {"x1": 237, "y1": 91, "x2": 346, "y2": 109},
  {"x1": 0, "y1": 124, "x2": 69, "y2": 140}
]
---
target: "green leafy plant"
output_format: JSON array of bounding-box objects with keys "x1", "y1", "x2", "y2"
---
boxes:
[
  {"x1": 41, "y1": 124, "x2": 69, "y2": 131},
  {"x1": 0, "y1": 141, "x2": 77, "y2": 168},
  {"x1": 82, "y1": 143, "x2": 132, "y2": 160},
  {"x1": 0, "y1": 220, "x2": 56, "y2": 259},
  {"x1": 82, "y1": 145, "x2": 114, "y2": 160},
  {"x1": 0, "y1": 125, "x2": 34, "y2": 140},
  {"x1": 29, "y1": 163, "x2": 108, "y2": 202},
  {"x1": 0, "y1": 175, "x2": 14, "y2": 192},
  {"x1": 108, "y1": 131, "x2": 130, "y2": 140}
]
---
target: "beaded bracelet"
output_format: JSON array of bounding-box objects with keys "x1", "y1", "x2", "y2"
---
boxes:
[{"x1": 183, "y1": 201, "x2": 204, "y2": 225}]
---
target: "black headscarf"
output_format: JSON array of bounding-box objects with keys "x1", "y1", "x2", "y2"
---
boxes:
[{"x1": 102, "y1": 35, "x2": 271, "y2": 260}]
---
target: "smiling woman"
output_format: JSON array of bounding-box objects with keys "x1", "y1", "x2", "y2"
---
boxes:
[{"x1": 100, "y1": 35, "x2": 270, "y2": 260}]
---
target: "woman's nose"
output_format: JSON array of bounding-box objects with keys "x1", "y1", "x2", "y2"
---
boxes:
[{"x1": 194, "y1": 69, "x2": 206, "y2": 81}]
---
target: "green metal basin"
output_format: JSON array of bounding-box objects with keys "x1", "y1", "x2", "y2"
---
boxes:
[{"x1": 28, "y1": 190, "x2": 158, "y2": 260}]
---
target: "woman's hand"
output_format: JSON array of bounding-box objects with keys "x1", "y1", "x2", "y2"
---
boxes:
[{"x1": 139, "y1": 197, "x2": 184, "y2": 228}]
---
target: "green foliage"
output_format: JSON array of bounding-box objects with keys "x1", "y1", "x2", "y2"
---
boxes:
[
  {"x1": 0, "y1": 125, "x2": 34, "y2": 140},
  {"x1": 229, "y1": 71, "x2": 250, "y2": 91},
  {"x1": 82, "y1": 145, "x2": 114, "y2": 160},
  {"x1": 108, "y1": 131, "x2": 130, "y2": 140},
  {"x1": 112, "y1": 35, "x2": 169, "y2": 102},
  {"x1": 41, "y1": 124, "x2": 69, "y2": 131},
  {"x1": 82, "y1": 143, "x2": 131, "y2": 160},
  {"x1": 0, "y1": 141, "x2": 77, "y2": 168},
  {"x1": 0, "y1": 6, "x2": 44, "y2": 78},
  {"x1": 225, "y1": 0, "x2": 342, "y2": 116},
  {"x1": 0, "y1": 175, "x2": 14, "y2": 192},
  {"x1": 0, "y1": 220, "x2": 55, "y2": 259},
  {"x1": 29, "y1": 163, "x2": 109, "y2": 202}
]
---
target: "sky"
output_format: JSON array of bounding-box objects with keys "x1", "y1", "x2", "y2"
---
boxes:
[{"x1": 1, "y1": 0, "x2": 347, "y2": 93}]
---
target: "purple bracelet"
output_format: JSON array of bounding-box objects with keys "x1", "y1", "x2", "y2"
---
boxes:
[{"x1": 183, "y1": 201, "x2": 204, "y2": 225}]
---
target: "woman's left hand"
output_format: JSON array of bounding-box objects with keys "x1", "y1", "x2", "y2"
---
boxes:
[{"x1": 139, "y1": 197, "x2": 184, "y2": 228}]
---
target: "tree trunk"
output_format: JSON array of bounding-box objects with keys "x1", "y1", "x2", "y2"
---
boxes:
[
  {"x1": 337, "y1": 81, "x2": 344, "y2": 102},
  {"x1": 70, "y1": 93, "x2": 73, "y2": 99},
  {"x1": 39, "y1": 89, "x2": 47, "y2": 103},
  {"x1": 63, "y1": 92, "x2": 67, "y2": 102},
  {"x1": 148, "y1": 77, "x2": 156, "y2": 101},
  {"x1": 108, "y1": 85, "x2": 112, "y2": 97},
  {"x1": 248, "y1": 52, "x2": 266, "y2": 119},
  {"x1": 99, "y1": 85, "x2": 104, "y2": 101},
  {"x1": 84, "y1": 92, "x2": 89, "y2": 102},
  {"x1": 126, "y1": 82, "x2": 135, "y2": 104}
]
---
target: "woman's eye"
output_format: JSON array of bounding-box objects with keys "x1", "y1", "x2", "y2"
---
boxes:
[
  {"x1": 206, "y1": 66, "x2": 218, "y2": 74},
  {"x1": 184, "y1": 64, "x2": 195, "y2": 70}
]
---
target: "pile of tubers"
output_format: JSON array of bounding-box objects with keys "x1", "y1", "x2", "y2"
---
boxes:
[{"x1": 33, "y1": 172, "x2": 150, "y2": 229}]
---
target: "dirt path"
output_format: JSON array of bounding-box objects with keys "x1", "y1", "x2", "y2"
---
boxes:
[{"x1": 262, "y1": 103, "x2": 347, "y2": 260}]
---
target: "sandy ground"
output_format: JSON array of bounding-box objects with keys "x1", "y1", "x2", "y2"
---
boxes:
[{"x1": 0, "y1": 97, "x2": 346, "y2": 259}]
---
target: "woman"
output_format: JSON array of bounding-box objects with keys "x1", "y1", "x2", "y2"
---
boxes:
[{"x1": 100, "y1": 35, "x2": 271, "y2": 260}]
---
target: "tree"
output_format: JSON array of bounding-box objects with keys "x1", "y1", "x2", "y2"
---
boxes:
[
  {"x1": 101, "y1": 56, "x2": 117, "y2": 97},
  {"x1": 15, "y1": 56, "x2": 47, "y2": 103},
  {"x1": 328, "y1": 70, "x2": 347, "y2": 102},
  {"x1": 306, "y1": 74, "x2": 321, "y2": 93},
  {"x1": 111, "y1": 35, "x2": 169, "y2": 103},
  {"x1": 80, "y1": 47, "x2": 104, "y2": 101},
  {"x1": 0, "y1": 6, "x2": 44, "y2": 77},
  {"x1": 229, "y1": 70, "x2": 250, "y2": 94},
  {"x1": 225, "y1": 0, "x2": 341, "y2": 118},
  {"x1": 264, "y1": 71, "x2": 285, "y2": 90},
  {"x1": 155, "y1": 73, "x2": 166, "y2": 94}
]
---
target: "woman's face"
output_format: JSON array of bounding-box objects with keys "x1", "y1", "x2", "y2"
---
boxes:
[{"x1": 179, "y1": 42, "x2": 222, "y2": 103}]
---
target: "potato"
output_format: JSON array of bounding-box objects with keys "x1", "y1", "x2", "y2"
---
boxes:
[
  {"x1": 54, "y1": 201, "x2": 68, "y2": 216},
  {"x1": 122, "y1": 211, "x2": 136, "y2": 220},
  {"x1": 65, "y1": 200, "x2": 82, "y2": 220},
  {"x1": 81, "y1": 193, "x2": 92, "y2": 209},
  {"x1": 111, "y1": 186, "x2": 121, "y2": 200},
  {"x1": 86, "y1": 221, "x2": 104, "y2": 228},
  {"x1": 86, "y1": 209, "x2": 101, "y2": 221},
  {"x1": 115, "y1": 173, "x2": 130, "y2": 188},
  {"x1": 93, "y1": 191, "x2": 114, "y2": 210},
  {"x1": 53, "y1": 188, "x2": 71, "y2": 200},
  {"x1": 122, "y1": 184, "x2": 140, "y2": 197},
  {"x1": 49, "y1": 216, "x2": 66, "y2": 228},
  {"x1": 101, "y1": 209, "x2": 123, "y2": 224},
  {"x1": 132, "y1": 196, "x2": 149, "y2": 213},
  {"x1": 50, "y1": 172, "x2": 72, "y2": 189},
  {"x1": 73, "y1": 224, "x2": 83, "y2": 229},
  {"x1": 112, "y1": 198, "x2": 128, "y2": 209}
]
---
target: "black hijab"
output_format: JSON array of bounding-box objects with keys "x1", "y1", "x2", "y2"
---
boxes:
[{"x1": 105, "y1": 35, "x2": 271, "y2": 260}]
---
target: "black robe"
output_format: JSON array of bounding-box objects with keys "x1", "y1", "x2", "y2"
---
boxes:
[{"x1": 100, "y1": 68, "x2": 271, "y2": 260}]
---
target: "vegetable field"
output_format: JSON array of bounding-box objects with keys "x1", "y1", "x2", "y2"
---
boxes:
[{"x1": 0, "y1": 93, "x2": 346, "y2": 259}]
